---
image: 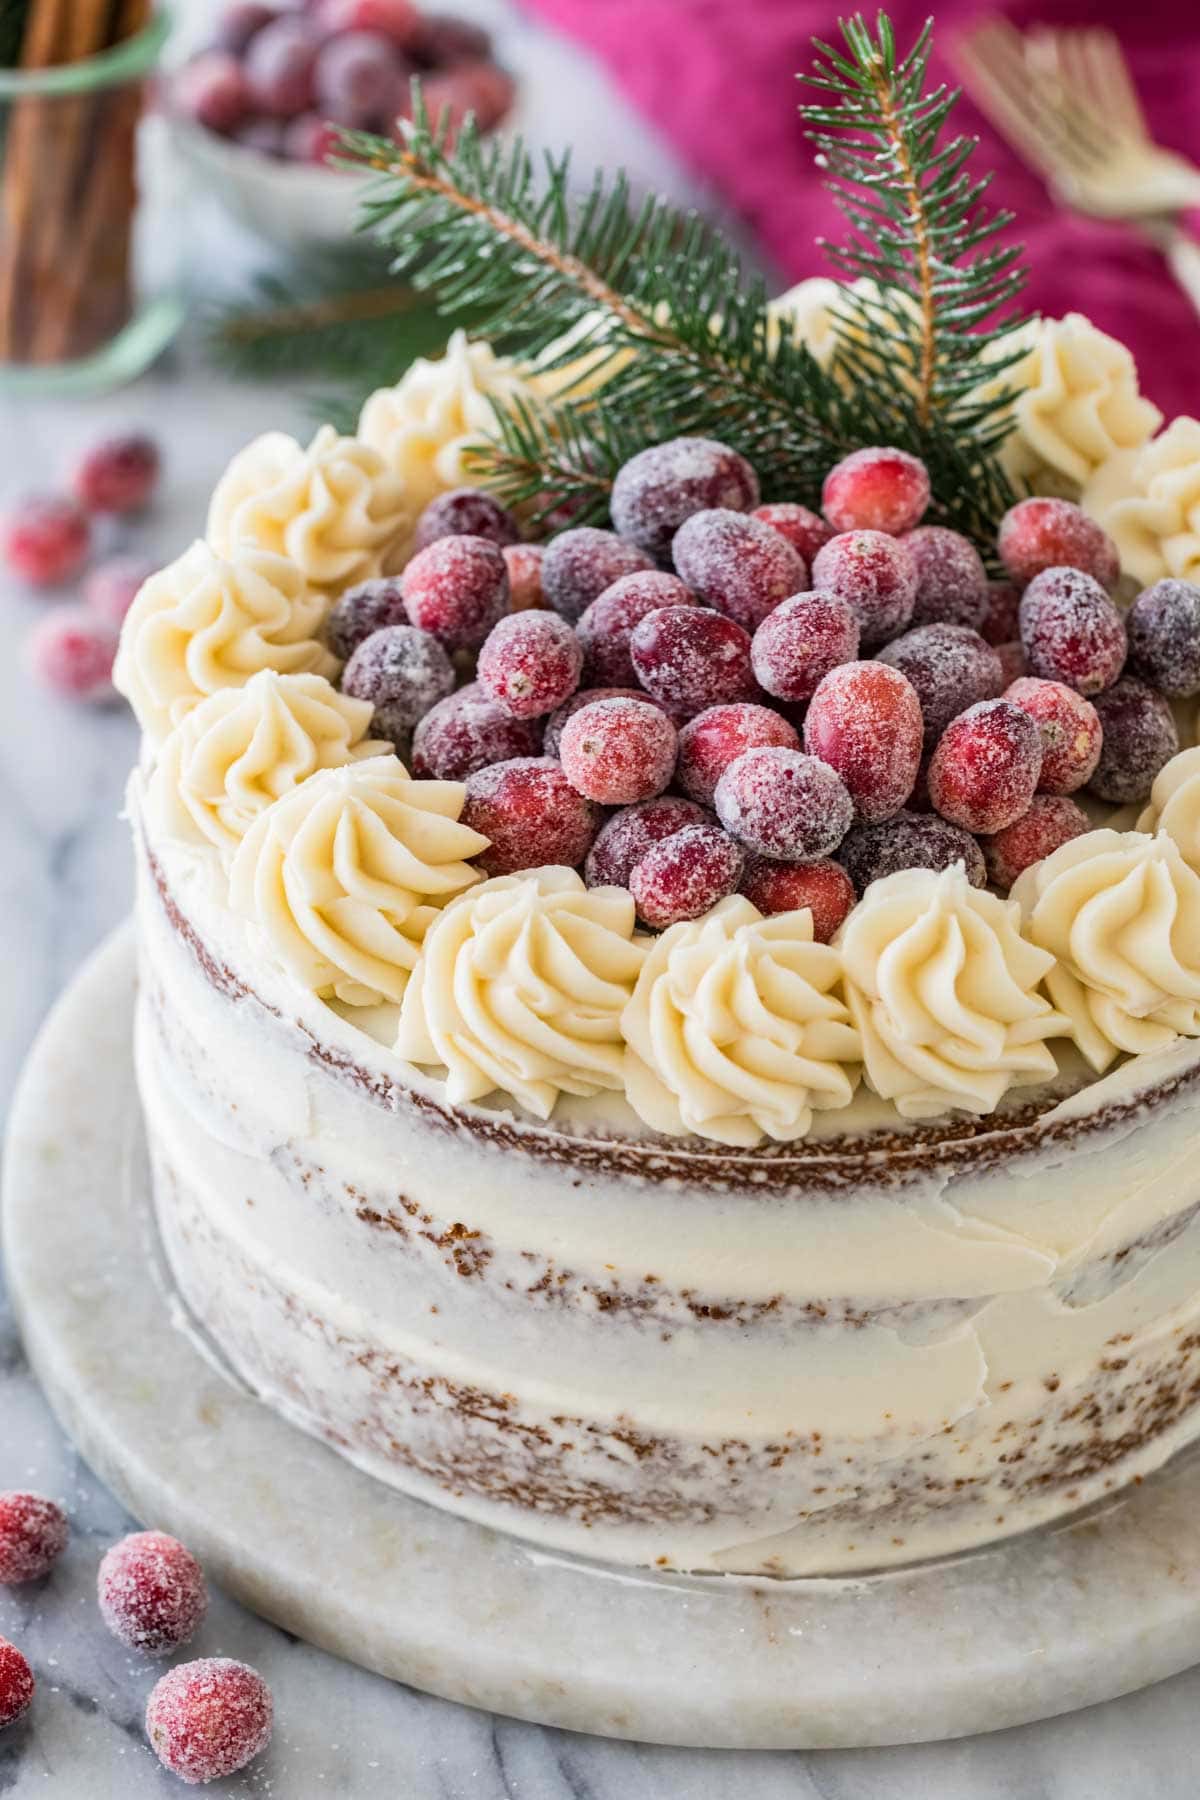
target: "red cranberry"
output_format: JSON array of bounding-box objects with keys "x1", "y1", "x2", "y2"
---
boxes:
[
  {"x1": 503, "y1": 542, "x2": 546, "y2": 612},
  {"x1": 998, "y1": 496, "x2": 1120, "y2": 590},
  {"x1": 282, "y1": 111, "x2": 340, "y2": 163},
  {"x1": 402, "y1": 534, "x2": 509, "y2": 651},
  {"x1": 342, "y1": 624, "x2": 455, "y2": 747},
  {"x1": 540, "y1": 528, "x2": 654, "y2": 625},
  {"x1": 543, "y1": 686, "x2": 668, "y2": 758},
  {"x1": 244, "y1": 17, "x2": 318, "y2": 116},
  {"x1": 838, "y1": 809, "x2": 986, "y2": 895},
  {"x1": 315, "y1": 0, "x2": 421, "y2": 45},
  {"x1": 0, "y1": 1641, "x2": 34, "y2": 1729},
  {"x1": 610, "y1": 437, "x2": 760, "y2": 560},
  {"x1": 25, "y1": 608, "x2": 118, "y2": 703},
  {"x1": 751, "y1": 502, "x2": 833, "y2": 566},
  {"x1": 83, "y1": 554, "x2": 156, "y2": 630},
  {"x1": 314, "y1": 30, "x2": 403, "y2": 128},
  {"x1": 0, "y1": 1493, "x2": 68, "y2": 1584},
  {"x1": 996, "y1": 640, "x2": 1027, "y2": 687},
  {"x1": 811, "y1": 529, "x2": 918, "y2": 647},
  {"x1": 738, "y1": 854, "x2": 854, "y2": 940},
  {"x1": 676, "y1": 703, "x2": 798, "y2": 805},
  {"x1": 1004, "y1": 677, "x2": 1102, "y2": 795},
  {"x1": 981, "y1": 795, "x2": 1091, "y2": 890},
  {"x1": 750, "y1": 590, "x2": 859, "y2": 703},
  {"x1": 927, "y1": 698, "x2": 1043, "y2": 834},
  {"x1": 803, "y1": 661, "x2": 923, "y2": 822},
  {"x1": 671, "y1": 508, "x2": 806, "y2": 632},
  {"x1": 980, "y1": 580, "x2": 1022, "y2": 646},
  {"x1": 878, "y1": 623, "x2": 1003, "y2": 748},
  {"x1": 559, "y1": 697, "x2": 678, "y2": 804},
  {"x1": 576, "y1": 570, "x2": 696, "y2": 687},
  {"x1": 629, "y1": 824, "x2": 744, "y2": 928},
  {"x1": 1, "y1": 493, "x2": 90, "y2": 586},
  {"x1": 1127, "y1": 579, "x2": 1200, "y2": 699},
  {"x1": 585, "y1": 797, "x2": 710, "y2": 888},
  {"x1": 414, "y1": 487, "x2": 520, "y2": 551},
  {"x1": 98, "y1": 1531, "x2": 208, "y2": 1655},
  {"x1": 325, "y1": 576, "x2": 408, "y2": 661},
  {"x1": 146, "y1": 1658, "x2": 272, "y2": 1785},
  {"x1": 714, "y1": 746, "x2": 853, "y2": 861},
  {"x1": 477, "y1": 611, "x2": 582, "y2": 719},
  {"x1": 174, "y1": 51, "x2": 250, "y2": 134},
  {"x1": 630, "y1": 605, "x2": 757, "y2": 714},
  {"x1": 213, "y1": 4, "x2": 278, "y2": 56},
  {"x1": 902, "y1": 525, "x2": 988, "y2": 630},
  {"x1": 411, "y1": 683, "x2": 540, "y2": 779},
  {"x1": 72, "y1": 432, "x2": 160, "y2": 515},
  {"x1": 463, "y1": 758, "x2": 601, "y2": 875},
  {"x1": 415, "y1": 61, "x2": 514, "y2": 140},
  {"x1": 409, "y1": 11, "x2": 491, "y2": 63},
  {"x1": 1088, "y1": 678, "x2": 1179, "y2": 804},
  {"x1": 1019, "y1": 567, "x2": 1127, "y2": 696},
  {"x1": 822, "y1": 445, "x2": 931, "y2": 536}
]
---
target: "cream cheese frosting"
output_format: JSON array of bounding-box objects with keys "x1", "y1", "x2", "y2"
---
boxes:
[
  {"x1": 207, "y1": 425, "x2": 409, "y2": 594},
  {"x1": 228, "y1": 755, "x2": 487, "y2": 1005},
  {"x1": 621, "y1": 897, "x2": 861, "y2": 1147},
  {"x1": 1082, "y1": 416, "x2": 1200, "y2": 587},
  {"x1": 1013, "y1": 828, "x2": 1200, "y2": 1072},
  {"x1": 1139, "y1": 746, "x2": 1200, "y2": 876},
  {"x1": 396, "y1": 867, "x2": 645, "y2": 1118},
  {"x1": 838, "y1": 865, "x2": 1068, "y2": 1119},
  {"x1": 113, "y1": 542, "x2": 336, "y2": 747}
]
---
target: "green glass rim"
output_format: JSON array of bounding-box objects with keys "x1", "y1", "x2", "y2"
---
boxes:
[{"x1": 0, "y1": 9, "x2": 170, "y2": 97}]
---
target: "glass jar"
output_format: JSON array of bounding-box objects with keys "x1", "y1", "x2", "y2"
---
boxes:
[{"x1": 0, "y1": 11, "x2": 183, "y2": 393}]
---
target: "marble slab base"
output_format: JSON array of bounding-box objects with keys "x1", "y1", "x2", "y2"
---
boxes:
[{"x1": 8, "y1": 927, "x2": 1200, "y2": 1750}]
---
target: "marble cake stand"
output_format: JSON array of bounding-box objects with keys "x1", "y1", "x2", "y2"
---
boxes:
[{"x1": 8, "y1": 927, "x2": 1200, "y2": 1750}]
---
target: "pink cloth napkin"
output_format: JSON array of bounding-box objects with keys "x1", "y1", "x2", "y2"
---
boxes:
[{"x1": 520, "y1": 0, "x2": 1200, "y2": 419}]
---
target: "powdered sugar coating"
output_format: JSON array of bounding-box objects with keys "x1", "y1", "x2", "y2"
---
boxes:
[
  {"x1": 837, "y1": 808, "x2": 986, "y2": 895},
  {"x1": 0, "y1": 1641, "x2": 34, "y2": 1728},
  {"x1": 1127, "y1": 578, "x2": 1200, "y2": 698},
  {"x1": 671, "y1": 508, "x2": 807, "y2": 632},
  {"x1": 902, "y1": 525, "x2": 989, "y2": 630},
  {"x1": 463, "y1": 757, "x2": 602, "y2": 874},
  {"x1": 981, "y1": 794, "x2": 1090, "y2": 890},
  {"x1": 1088, "y1": 677, "x2": 1180, "y2": 804},
  {"x1": 980, "y1": 580, "x2": 1022, "y2": 646},
  {"x1": 0, "y1": 1492, "x2": 67, "y2": 1585},
  {"x1": 1019, "y1": 566, "x2": 1127, "y2": 695},
  {"x1": 585, "y1": 796, "x2": 710, "y2": 887},
  {"x1": 811, "y1": 529, "x2": 918, "y2": 647},
  {"x1": 628, "y1": 823, "x2": 744, "y2": 927},
  {"x1": 146, "y1": 1657, "x2": 272, "y2": 1785},
  {"x1": 714, "y1": 746, "x2": 853, "y2": 861},
  {"x1": 676, "y1": 702, "x2": 799, "y2": 805},
  {"x1": 803, "y1": 661, "x2": 923, "y2": 822},
  {"x1": 927, "y1": 698, "x2": 1044, "y2": 834},
  {"x1": 98, "y1": 1532, "x2": 208, "y2": 1655},
  {"x1": 477, "y1": 611, "x2": 583, "y2": 719},
  {"x1": 402, "y1": 535, "x2": 510, "y2": 651},
  {"x1": 409, "y1": 683, "x2": 541, "y2": 779},
  {"x1": 413, "y1": 487, "x2": 520, "y2": 551},
  {"x1": 325, "y1": 576, "x2": 409, "y2": 661},
  {"x1": 543, "y1": 685, "x2": 669, "y2": 758},
  {"x1": 822, "y1": 445, "x2": 930, "y2": 537},
  {"x1": 750, "y1": 590, "x2": 860, "y2": 702},
  {"x1": 751, "y1": 502, "x2": 833, "y2": 565},
  {"x1": 998, "y1": 496, "x2": 1120, "y2": 590},
  {"x1": 630, "y1": 605, "x2": 757, "y2": 714},
  {"x1": 610, "y1": 437, "x2": 760, "y2": 560},
  {"x1": 878, "y1": 623, "x2": 1003, "y2": 749},
  {"x1": 738, "y1": 854, "x2": 854, "y2": 939},
  {"x1": 1004, "y1": 676, "x2": 1102, "y2": 795},
  {"x1": 559, "y1": 696, "x2": 679, "y2": 804},
  {"x1": 342, "y1": 624, "x2": 456, "y2": 747},
  {"x1": 576, "y1": 571, "x2": 696, "y2": 688},
  {"x1": 541, "y1": 528, "x2": 655, "y2": 624},
  {"x1": 502, "y1": 542, "x2": 547, "y2": 612}
]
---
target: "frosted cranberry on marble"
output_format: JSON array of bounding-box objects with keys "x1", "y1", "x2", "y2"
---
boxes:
[
  {"x1": 559, "y1": 697, "x2": 678, "y2": 805},
  {"x1": 810, "y1": 529, "x2": 917, "y2": 647},
  {"x1": 585, "y1": 796, "x2": 711, "y2": 888},
  {"x1": 902, "y1": 525, "x2": 989, "y2": 630},
  {"x1": 543, "y1": 686, "x2": 668, "y2": 758},
  {"x1": 174, "y1": 51, "x2": 250, "y2": 133},
  {"x1": 0, "y1": 1493, "x2": 67, "y2": 1585},
  {"x1": 1018, "y1": 567, "x2": 1126, "y2": 696},
  {"x1": 980, "y1": 580, "x2": 1022, "y2": 647},
  {"x1": 25, "y1": 608, "x2": 118, "y2": 703},
  {"x1": 72, "y1": 432, "x2": 160, "y2": 515},
  {"x1": 83, "y1": 554, "x2": 156, "y2": 630},
  {"x1": 325, "y1": 576, "x2": 409, "y2": 661},
  {"x1": 1004, "y1": 677, "x2": 1102, "y2": 795},
  {"x1": 981, "y1": 795, "x2": 1091, "y2": 890},
  {"x1": 751, "y1": 502, "x2": 833, "y2": 566},
  {"x1": 463, "y1": 758, "x2": 601, "y2": 875},
  {"x1": 477, "y1": 611, "x2": 582, "y2": 719},
  {"x1": 575, "y1": 570, "x2": 696, "y2": 688},
  {"x1": 402, "y1": 534, "x2": 509, "y2": 650},
  {"x1": 630, "y1": 605, "x2": 757, "y2": 714},
  {"x1": 715, "y1": 746, "x2": 853, "y2": 861},
  {"x1": 502, "y1": 542, "x2": 547, "y2": 612},
  {"x1": 1088, "y1": 678, "x2": 1179, "y2": 804},
  {"x1": 1, "y1": 493, "x2": 90, "y2": 586},
  {"x1": 671, "y1": 508, "x2": 806, "y2": 632},
  {"x1": 610, "y1": 437, "x2": 760, "y2": 560},
  {"x1": 676, "y1": 702, "x2": 799, "y2": 805},
  {"x1": 146, "y1": 1658, "x2": 272, "y2": 1785},
  {"x1": 998, "y1": 496, "x2": 1120, "y2": 591},
  {"x1": 738, "y1": 854, "x2": 854, "y2": 940},
  {"x1": 927, "y1": 698, "x2": 1043, "y2": 834},
  {"x1": 410, "y1": 684, "x2": 540, "y2": 779},
  {"x1": 1127, "y1": 578, "x2": 1200, "y2": 698},
  {"x1": 342, "y1": 624, "x2": 455, "y2": 747},
  {"x1": 628, "y1": 824, "x2": 744, "y2": 928},
  {"x1": 98, "y1": 1531, "x2": 208, "y2": 1655},
  {"x1": 0, "y1": 1641, "x2": 34, "y2": 1729},
  {"x1": 750, "y1": 590, "x2": 859, "y2": 703},
  {"x1": 878, "y1": 623, "x2": 1003, "y2": 749},
  {"x1": 540, "y1": 527, "x2": 654, "y2": 624},
  {"x1": 837, "y1": 809, "x2": 986, "y2": 896},
  {"x1": 413, "y1": 488, "x2": 520, "y2": 552},
  {"x1": 821, "y1": 445, "x2": 930, "y2": 536},
  {"x1": 803, "y1": 661, "x2": 924, "y2": 823}
]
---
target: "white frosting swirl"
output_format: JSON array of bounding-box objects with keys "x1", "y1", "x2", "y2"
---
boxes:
[
  {"x1": 228, "y1": 756, "x2": 487, "y2": 1005},
  {"x1": 838, "y1": 866, "x2": 1067, "y2": 1119},
  {"x1": 114, "y1": 541, "x2": 336, "y2": 747},
  {"x1": 1013, "y1": 828, "x2": 1200, "y2": 1071},
  {"x1": 207, "y1": 425, "x2": 409, "y2": 594},
  {"x1": 1082, "y1": 417, "x2": 1200, "y2": 587},
  {"x1": 146, "y1": 670, "x2": 389, "y2": 867},
  {"x1": 1138, "y1": 746, "x2": 1200, "y2": 876},
  {"x1": 396, "y1": 867, "x2": 645, "y2": 1118},
  {"x1": 620, "y1": 896, "x2": 861, "y2": 1148}
]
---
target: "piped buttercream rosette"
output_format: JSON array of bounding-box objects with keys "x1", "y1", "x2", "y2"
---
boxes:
[{"x1": 1082, "y1": 416, "x2": 1200, "y2": 588}]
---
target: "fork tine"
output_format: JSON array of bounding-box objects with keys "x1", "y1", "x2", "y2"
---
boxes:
[
  {"x1": 1077, "y1": 28, "x2": 1149, "y2": 141},
  {"x1": 954, "y1": 21, "x2": 1106, "y2": 178}
]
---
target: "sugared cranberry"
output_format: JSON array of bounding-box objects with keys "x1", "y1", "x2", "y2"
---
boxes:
[
  {"x1": 610, "y1": 437, "x2": 760, "y2": 560},
  {"x1": 629, "y1": 824, "x2": 744, "y2": 928},
  {"x1": 314, "y1": 30, "x2": 402, "y2": 128},
  {"x1": 540, "y1": 528, "x2": 654, "y2": 625},
  {"x1": 671, "y1": 508, "x2": 806, "y2": 633},
  {"x1": 402, "y1": 534, "x2": 509, "y2": 651},
  {"x1": 714, "y1": 747, "x2": 853, "y2": 861},
  {"x1": 980, "y1": 580, "x2": 1022, "y2": 647},
  {"x1": 995, "y1": 640, "x2": 1027, "y2": 687},
  {"x1": 463, "y1": 758, "x2": 601, "y2": 875},
  {"x1": 575, "y1": 570, "x2": 695, "y2": 687},
  {"x1": 0, "y1": 1641, "x2": 34, "y2": 1729},
  {"x1": 502, "y1": 542, "x2": 546, "y2": 612},
  {"x1": 749, "y1": 590, "x2": 860, "y2": 703},
  {"x1": 1088, "y1": 678, "x2": 1179, "y2": 804},
  {"x1": 878, "y1": 623, "x2": 1003, "y2": 749},
  {"x1": 83, "y1": 554, "x2": 156, "y2": 630},
  {"x1": 738, "y1": 854, "x2": 854, "y2": 939},
  {"x1": 409, "y1": 11, "x2": 490, "y2": 63},
  {"x1": 342, "y1": 624, "x2": 455, "y2": 747},
  {"x1": 411, "y1": 683, "x2": 540, "y2": 779},
  {"x1": 901, "y1": 525, "x2": 989, "y2": 630},
  {"x1": 72, "y1": 431, "x2": 160, "y2": 515},
  {"x1": 1, "y1": 493, "x2": 90, "y2": 586},
  {"x1": 146, "y1": 1658, "x2": 272, "y2": 1785},
  {"x1": 822, "y1": 445, "x2": 930, "y2": 537},
  {"x1": 477, "y1": 611, "x2": 582, "y2": 719},
  {"x1": 213, "y1": 3, "x2": 278, "y2": 57},
  {"x1": 0, "y1": 1493, "x2": 67, "y2": 1585},
  {"x1": 174, "y1": 51, "x2": 250, "y2": 134},
  {"x1": 838, "y1": 809, "x2": 986, "y2": 895},
  {"x1": 630, "y1": 606, "x2": 757, "y2": 715},
  {"x1": 244, "y1": 16, "x2": 318, "y2": 115},
  {"x1": 416, "y1": 60, "x2": 514, "y2": 140},
  {"x1": 559, "y1": 696, "x2": 678, "y2": 804},
  {"x1": 543, "y1": 686, "x2": 667, "y2": 759},
  {"x1": 325, "y1": 576, "x2": 408, "y2": 661},
  {"x1": 282, "y1": 111, "x2": 340, "y2": 163},
  {"x1": 810, "y1": 529, "x2": 918, "y2": 647},
  {"x1": 315, "y1": 0, "x2": 420, "y2": 45},
  {"x1": 751, "y1": 502, "x2": 833, "y2": 566},
  {"x1": 803, "y1": 661, "x2": 923, "y2": 822},
  {"x1": 1019, "y1": 567, "x2": 1126, "y2": 696},
  {"x1": 585, "y1": 796, "x2": 710, "y2": 888},
  {"x1": 998, "y1": 496, "x2": 1120, "y2": 590},
  {"x1": 676, "y1": 703, "x2": 799, "y2": 805},
  {"x1": 98, "y1": 1531, "x2": 208, "y2": 1656},
  {"x1": 1127, "y1": 578, "x2": 1200, "y2": 699},
  {"x1": 24, "y1": 608, "x2": 118, "y2": 703},
  {"x1": 413, "y1": 488, "x2": 520, "y2": 551},
  {"x1": 981, "y1": 795, "x2": 1091, "y2": 890},
  {"x1": 926, "y1": 698, "x2": 1043, "y2": 834},
  {"x1": 1004, "y1": 677, "x2": 1102, "y2": 795}
]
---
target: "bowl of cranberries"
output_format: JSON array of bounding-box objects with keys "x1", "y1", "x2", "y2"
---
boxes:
[{"x1": 166, "y1": 0, "x2": 518, "y2": 250}]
